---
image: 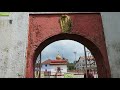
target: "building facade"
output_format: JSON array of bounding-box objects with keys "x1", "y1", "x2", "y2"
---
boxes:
[
  {"x1": 74, "y1": 56, "x2": 97, "y2": 74},
  {"x1": 40, "y1": 54, "x2": 67, "y2": 76}
]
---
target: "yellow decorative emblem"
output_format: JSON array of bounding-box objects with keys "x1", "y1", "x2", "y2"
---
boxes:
[{"x1": 60, "y1": 15, "x2": 72, "y2": 33}]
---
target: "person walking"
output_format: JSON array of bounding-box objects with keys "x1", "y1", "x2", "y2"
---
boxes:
[{"x1": 84, "y1": 69, "x2": 94, "y2": 78}]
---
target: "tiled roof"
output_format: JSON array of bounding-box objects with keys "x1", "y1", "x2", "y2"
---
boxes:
[
  {"x1": 80, "y1": 56, "x2": 95, "y2": 61},
  {"x1": 51, "y1": 60, "x2": 67, "y2": 63},
  {"x1": 50, "y1": 60, "x2": 67, "y2": 65},
  {"x1": 42, "y1": 59, "x2": 52, "y2": 65},
  {"x1": 42, "y1": 59, "x2": 68, "y2": 65}
]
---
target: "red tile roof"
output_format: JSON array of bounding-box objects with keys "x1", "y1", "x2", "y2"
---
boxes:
[
  {"x1": 51, "y1": 60, "x2": 67, "y2": 63},
  {"x1": 42, "y1": 59, "x2": 52, "y2": 65},
  {"x1": 42, "y1": 59, "x2": 67, "y2": 65}
]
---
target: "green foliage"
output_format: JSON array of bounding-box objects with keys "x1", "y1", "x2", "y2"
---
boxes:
[
  {"x1": 64, "y1": 73, "x2": 74, "y2": 78},
  {"x1": 67, "y1": 62, "x2": 75, "y2": 70}
]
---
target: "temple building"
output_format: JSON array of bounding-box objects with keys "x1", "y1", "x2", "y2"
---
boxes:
[{"x1": 41, "y1": 54, "x2": 68, "y2": 76}]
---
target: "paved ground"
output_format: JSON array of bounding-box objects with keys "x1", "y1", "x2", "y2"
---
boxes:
[{"x1": 40, "y1": 72, "x2": 98, "y2": 78}]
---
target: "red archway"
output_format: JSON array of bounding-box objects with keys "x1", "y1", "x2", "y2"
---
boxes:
[{"x1": 26, "y1": 13, "x2": 111, "y2": 78}]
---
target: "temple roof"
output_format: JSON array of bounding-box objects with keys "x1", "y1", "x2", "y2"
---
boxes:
[
  {"x1": 56, "y1": 54, "x2": 62, "y2": 60},
  {"x1": 42, "y1": 59, "x2": 52, "y2": 65},
  {"x1": 42, "y1": 54, "x2": 68, "y2": 65},
  {"x1": 42, "y1": 59, "x2": 68, "y2": 65}
]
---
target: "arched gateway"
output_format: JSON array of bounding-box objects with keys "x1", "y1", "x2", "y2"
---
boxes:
[{"x1": 26, "y1": 13, "x2": 111, "y2": 78}]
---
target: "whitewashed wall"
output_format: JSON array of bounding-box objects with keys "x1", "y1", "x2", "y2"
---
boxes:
[
  {"x1": 41, "y1": 64, "x2": 51, "y2": 71},
  {"x1": 41, "y1": 64, "x2": 67, "y2": 73},
  {"x1": 0, "y1": 12, "x2": 29, "y2": 78},
  {"x1": 50, "y1": 65, "x2": 67, "y2": 73},
  {"x1": 101, "y1": 12, "x2": 120, "y2": 78},
  {"x1": 0, "y1": 15, "x2": 11, "y2": 78}
]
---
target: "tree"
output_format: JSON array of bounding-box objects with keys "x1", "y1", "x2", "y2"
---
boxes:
[{"x1": 67, "y1": 62, "x2": 75, "y2": 70}]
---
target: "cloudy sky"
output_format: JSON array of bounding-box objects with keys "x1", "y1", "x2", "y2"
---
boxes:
[{"x1": 37, "y1": 40, "x2": 91, "y2": 63}]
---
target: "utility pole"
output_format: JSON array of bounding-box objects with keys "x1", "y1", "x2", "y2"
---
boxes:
[
  {"x1": 73, "y1": 51, "x2": 77, "y2": 71},
  {"x1": 84, "y1": 46, "x2": 88, "y2": 78},
  {"x1": 39, "y1": 54, "x2": 41, "y2": 78}
]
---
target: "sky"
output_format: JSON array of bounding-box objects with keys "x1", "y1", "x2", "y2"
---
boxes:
[{"x1": 36, "y1": 40, "x2": 91, "y2": 63}]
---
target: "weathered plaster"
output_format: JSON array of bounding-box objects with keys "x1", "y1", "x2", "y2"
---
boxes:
[
  {"x1": 101, "y1": 12, "x2": 120, "y2": 78},
  {"x1": 0, "y1": 12, "x2": 29, "y2": 78},
  {"x1": 0, "y1": 15, "x2": 12, "y2": 78}
]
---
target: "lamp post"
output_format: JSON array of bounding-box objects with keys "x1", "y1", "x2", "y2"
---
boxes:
[
  {"x1": 73, "y1": 51, "x2": 77, "y2": 61},
  {"x1": 73, "y1": 51, "x2": 77, "y2": 71}
]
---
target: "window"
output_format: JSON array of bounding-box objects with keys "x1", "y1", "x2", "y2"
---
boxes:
[
  {"x1": 45, "y1": 64, "x2": 47, "y2": 67},
  {"x1": 57, "y1": 67, "x2": 61, "y2": 72}
]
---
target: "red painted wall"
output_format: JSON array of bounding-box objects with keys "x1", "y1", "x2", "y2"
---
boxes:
[{"x1": 26, "y1": 13, "x2": 111, "y2": 78}]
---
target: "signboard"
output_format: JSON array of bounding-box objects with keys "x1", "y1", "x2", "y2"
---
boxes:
[{"x1": 0, "y1": 12, "x2": 10, "y2": 16}]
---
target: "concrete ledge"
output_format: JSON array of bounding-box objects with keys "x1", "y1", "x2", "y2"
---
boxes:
[{"x1": 29, "y1": 12, "x2": 100, "y2": 14}]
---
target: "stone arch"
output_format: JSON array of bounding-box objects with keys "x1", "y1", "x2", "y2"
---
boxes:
[
  {"x1": 26, "y1": 13, "x2": 111, "y2": 78},
  {"x1": 33, "y1": 33, "x2": 110, "y2": 78}
]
